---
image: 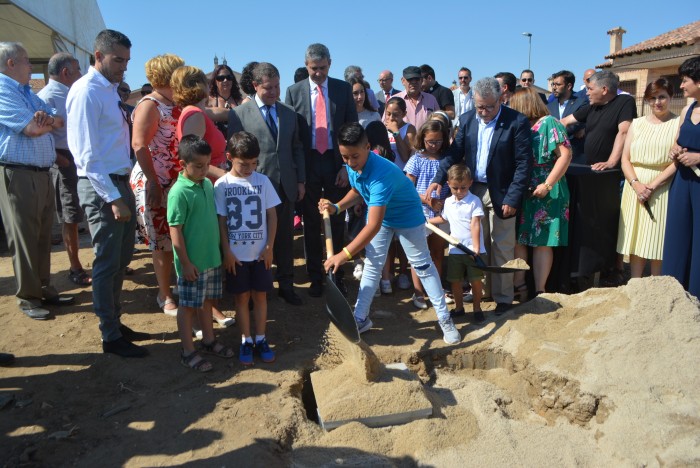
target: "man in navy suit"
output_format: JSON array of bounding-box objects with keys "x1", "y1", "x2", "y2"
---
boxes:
[
  {"x1": 427, "y1": 77, "x2": 532, "y2": 313},
  {"x1": 548, "y1": 70, "x2": 586, "y2": 164},
  {"x1": 285, "y1": 43, "x2": 358, "y2": 297}
]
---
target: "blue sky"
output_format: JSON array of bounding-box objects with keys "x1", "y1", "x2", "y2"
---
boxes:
[{"x1": 97, "y1": 1, "x2": 694, "y2": 93}]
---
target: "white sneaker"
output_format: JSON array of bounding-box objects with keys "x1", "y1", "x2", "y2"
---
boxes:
[
  {"x1": 353, "y1": 262, "x2": 364, "y2": 281},
  {"x1": 412, "y1": 294, "x2": 428, "y2": 310},
  {"x1": 444, "y1": 293, "x2": 455, "y2": 304},
  {"x1": 192, "y1": 327, "x2": 203, "y2": 340},
  {"x1": 356, "y1": 316, "x2": 373, "y2": 334},
  {"x1": 439, "y1": 319, "x2": 461, "y2": 344},
  {"x1": 397, "y1": 273, "x2": 411, "y2": 290},
  {"x1": 380, "y1": 279, "x2": 393, "y2": 294}
]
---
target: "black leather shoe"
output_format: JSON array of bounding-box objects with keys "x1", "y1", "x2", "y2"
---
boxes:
[
  {"x1": 120, "y1": 325, "x2": 151, "y2": 342},
  {"x1": 494, "y1": 303, "x2": 511, "y2": 315},
  {"x1": 335, "y1": 278, "x2": 348, "y2": 297},
  {"x1": 42, "y1": 294, "x2": 75, "y2": 306},
  {"x1": 279, "y1": 288, "x2": 303, "y2": 305},
  {"x1": 102, "y1": 337, "x2": 149, "y2": 357},
  {"x1": 308, "y1": 281, "x2": 324, "y2": 297}
]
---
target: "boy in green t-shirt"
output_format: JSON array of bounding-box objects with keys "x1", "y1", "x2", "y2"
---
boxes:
[{"x1": 167, "y1": 135, "x2": 234, "y2": 372}]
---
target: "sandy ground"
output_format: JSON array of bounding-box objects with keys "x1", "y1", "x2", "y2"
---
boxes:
[{"x1": 1, "y1": 230, "x2": 699, "y2": 467}]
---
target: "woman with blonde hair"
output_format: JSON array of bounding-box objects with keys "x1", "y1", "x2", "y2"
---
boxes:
[
  {"x1": 171, "y1": 65, "x2": 232, "y2": 328},
  {"x1": 129, "y1": 53, "x2": 184, "y2": 315},
  {"x1": 509, "y1": 87, "x2": 572, "y2": 299}
]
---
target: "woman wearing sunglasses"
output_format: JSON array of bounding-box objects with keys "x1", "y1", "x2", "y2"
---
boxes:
[{"x1": 208, "y1": 64, "x2": 243, "y2": 136}]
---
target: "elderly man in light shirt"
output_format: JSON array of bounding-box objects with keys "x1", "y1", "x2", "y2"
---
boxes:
[
  {"x1": 67, "y1": 29, "x2": 150, "y2": 358},
  {"x1": 0, "y1": 42, "x2": 73, "y2": 321}
]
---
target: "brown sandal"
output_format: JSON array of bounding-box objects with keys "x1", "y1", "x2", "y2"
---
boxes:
[
  {"x1": 181, "y1": 350, "x2": 213, "y2": 372},
  {"x1": 200, "y1": 340, "x2": 234, "y2": 358},
  {"x1": 68, "y1": 268, "x2": 92, "y2": 286}
]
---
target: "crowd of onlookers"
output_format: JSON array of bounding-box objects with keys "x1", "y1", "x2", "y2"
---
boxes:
[{"x1": 1, "y1": 28, "x2": 698, "y2": 369}]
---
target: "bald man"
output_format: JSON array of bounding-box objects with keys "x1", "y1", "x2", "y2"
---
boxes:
[{"x1": 375, "y1": 70, "x2": 399, "y2": 116}]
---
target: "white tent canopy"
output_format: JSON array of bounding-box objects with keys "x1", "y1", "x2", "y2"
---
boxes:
[{"x1": 0, "y1": 0, "x2": 105, "y2": 76}]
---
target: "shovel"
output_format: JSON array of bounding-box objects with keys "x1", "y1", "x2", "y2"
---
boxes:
[
  {"x1": 323, "y1": 210, "x2": 360, "y2": 343},
  {"x1": 424, "y1": 222, "x2": 529, "y2": 273}
]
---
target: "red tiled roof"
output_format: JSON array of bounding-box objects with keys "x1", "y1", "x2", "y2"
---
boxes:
[{"x1": 605, "y1": 20, "x2": 700, "y2": 59}]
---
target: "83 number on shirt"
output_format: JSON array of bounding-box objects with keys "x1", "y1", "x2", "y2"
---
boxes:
[{"x1": 227, "y1": 195, "x2": 263, "y2": 231}]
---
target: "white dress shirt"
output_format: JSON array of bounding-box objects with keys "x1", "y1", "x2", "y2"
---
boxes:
[
  {"x1": 309, "y1": 77, "x2": 332, "y2": 151},
  {"x1": 67, "y1": 67, "x2": 131, "y2": 202}
]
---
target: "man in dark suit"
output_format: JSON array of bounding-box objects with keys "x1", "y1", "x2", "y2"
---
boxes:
[
  {"x1": 427, "y1": 77, "x2": 532, "y2": 313},
  {"x1": 285, "y1": 43, "x2": 358, "y2": 297},
  {"x1": 228, "y1": 62, "x2": 306, "y2": 305},
  {"x1": 548, "y1": 70, "x2": 586, "y2": 164},
  {"x1": 375, "y1": 70, "x2": 400, "y2": 116}
]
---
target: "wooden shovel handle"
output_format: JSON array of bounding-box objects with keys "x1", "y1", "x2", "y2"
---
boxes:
[{"x1": 323, "y1": 209, "x2": 334, "y2": 260}]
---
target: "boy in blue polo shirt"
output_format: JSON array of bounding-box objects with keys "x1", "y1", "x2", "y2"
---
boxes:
[
  {"x1": 320, "y1": 123, "x2": 460, "y2": 344},
  {"x1": 168, "y1": 135, "x2": 234, "y2": 372}
]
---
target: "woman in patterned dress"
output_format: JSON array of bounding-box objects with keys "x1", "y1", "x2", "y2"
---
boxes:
[
  {"x1": 129, "y1": 54, "x2": 185, "y2": 315},
  {"x1": 617, "y1": 78, "x2": 678, "y2": 278},
  {"x1": 510, "y1": 88, "x2": 572, "y2": 299}
]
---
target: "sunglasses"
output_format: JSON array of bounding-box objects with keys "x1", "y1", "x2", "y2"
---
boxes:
[
  {"x1": 216, "y1": 75, "x2": 234, "y2": 82},
  {"x1": 521, "y1": 78, "x2": 533, "y2": 82}
]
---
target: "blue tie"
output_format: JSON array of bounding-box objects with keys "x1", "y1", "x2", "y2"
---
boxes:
[{"x1": 265, "y1": 105, "x2": 278, "y2": 142}]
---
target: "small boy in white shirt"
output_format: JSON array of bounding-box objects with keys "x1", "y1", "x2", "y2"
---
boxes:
[
  {"x1": 215, "y1": 131, "x2": 280, "y2": 366},
  {"x1": 429, "y1": 164, "x2": 486, "y2": 322}
]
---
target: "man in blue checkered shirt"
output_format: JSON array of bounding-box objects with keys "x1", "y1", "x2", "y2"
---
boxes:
[{"x1": 0, "y1": 42, "x2": 74, "y2": 320}]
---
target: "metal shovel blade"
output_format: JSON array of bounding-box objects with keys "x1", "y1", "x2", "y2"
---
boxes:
[{"x1": 323, "y1": 210, "x2": 360, "y2": 343}]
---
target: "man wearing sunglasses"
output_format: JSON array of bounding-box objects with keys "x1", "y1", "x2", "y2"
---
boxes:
[
  {"x1": 519, "y1": 69, "x2": 547, "y2": 103},
  {"x1": 393, "y1": 66, "x2": 439, "y2": 132}
]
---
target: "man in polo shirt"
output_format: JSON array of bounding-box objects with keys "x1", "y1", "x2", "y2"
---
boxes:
[
  {"x1": 420, "y1": 64, "x2": 455, "y2": 119},
  {"x1": 67, "y1": 29, "x2": 150, "y2": 358},
  {"x1": 37, "y1": 52, "x2": 90, "y2": 288},
  {"x1": 0, "y1": 42, "x2": 73, "y2": 321},
  {"x1": 393, "y1": 66, "x2": 439, "y2": 131}
]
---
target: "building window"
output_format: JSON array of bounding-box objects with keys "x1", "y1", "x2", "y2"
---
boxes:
[{"x1": 619, "y1": 80, "x2": 637, "y2": 96}]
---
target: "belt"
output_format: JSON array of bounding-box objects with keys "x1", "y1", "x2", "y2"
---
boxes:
[
  {"x1": 0, "y1": 162, "x2": 50, "y2": 172},
  {"x1": 78, "y1": 173, "x2": 130, "y2": 182}
]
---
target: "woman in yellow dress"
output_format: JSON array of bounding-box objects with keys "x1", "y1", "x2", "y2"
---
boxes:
[{"x1": 617, "y1": 78, "x2": 679, "y2": 277}]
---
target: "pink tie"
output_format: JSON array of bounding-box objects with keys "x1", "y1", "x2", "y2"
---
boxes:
[{"x1": 315, "y1": 85, "x2": 329, "y2": 154}]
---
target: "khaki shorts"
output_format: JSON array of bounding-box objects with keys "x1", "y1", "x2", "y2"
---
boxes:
[{"x1": 446, "y1": 253, "x2": 484, "y2": 282}]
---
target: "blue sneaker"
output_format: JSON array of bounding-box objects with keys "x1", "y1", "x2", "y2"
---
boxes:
[
  {"x1": 255, "y1": 338, "x2": 275, "y2": 363},
  {"x1": 356, "y1": 316, "x2": 373, "y2": 334},
  {"x1": 239, "y1": 342, "x2": 254, "y2": 366}
]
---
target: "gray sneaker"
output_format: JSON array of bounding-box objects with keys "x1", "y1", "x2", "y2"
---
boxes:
[
  {"x1": 439, "y1": 318, "x2": 461, "y2": 344},
  {"x1": 356, "y1": 316, "x2": 373, "y2": 334}
]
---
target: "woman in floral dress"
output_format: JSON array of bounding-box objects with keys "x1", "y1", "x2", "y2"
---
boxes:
[
  {"x1": 510, "y1": 88, "x2": 572, "y2": 299},
  {"x1": 129, "y1": 54, "x2": 184, "y2": 315}
]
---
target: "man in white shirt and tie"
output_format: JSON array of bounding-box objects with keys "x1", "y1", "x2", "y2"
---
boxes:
[
  {"x1": 67, "y1": 29, "x2": 150, "y2": 358},
  {"x1": 285, "y1": 43, "x2": 358, "y2": 297}
]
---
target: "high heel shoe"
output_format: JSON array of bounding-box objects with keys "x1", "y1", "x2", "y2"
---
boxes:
[{"x1": 514, "y1": 283, "x2": 528, "y2": 303}]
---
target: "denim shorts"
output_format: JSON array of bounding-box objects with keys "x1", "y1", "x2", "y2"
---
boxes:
[
  {"x1": 177, "y1": 266, "x2": 223, "y2": 308},
  {"x1": 225, "y1": 260, "x2": 273, "y2": 294}
]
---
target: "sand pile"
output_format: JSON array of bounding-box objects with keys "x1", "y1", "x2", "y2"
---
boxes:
[{"x1": 293, "y1": 276, "x2": 700, "y2": 466}]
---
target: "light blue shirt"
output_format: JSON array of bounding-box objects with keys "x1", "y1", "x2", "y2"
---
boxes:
[
  {"x1": 254, "y1": 94, "x2": 277, "y2": 126},
  {"x1": 0, "y1": 73, "x2": 56, "y2": 167},
  {"x1": 475, "y1": 106, "x2": 502, "y2": 183},
  {"x1": 37, "y1": 78, "x2": 69, "y2": 150},
  {"x1": 347, "y1": 152, "x2": 425, "y2": 229},
  {"x1": 309, "y1": 77, "x2": 332, "y2": 151}
]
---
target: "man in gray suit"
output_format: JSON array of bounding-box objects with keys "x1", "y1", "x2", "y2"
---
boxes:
[
  {"x1": 285, "y1": 43, "x2": 358, "y2": 297},
  {"x1": 228, "y1": 62, "x2": 306, "y2": 305}
]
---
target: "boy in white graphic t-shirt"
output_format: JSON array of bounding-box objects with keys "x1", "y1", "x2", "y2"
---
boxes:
[
  {"x1": 215, "y1": 131, "x2": 280, "y2": 366},
  {"x1": 429, "y1": 164, "x2": 486, "y2": 322}
]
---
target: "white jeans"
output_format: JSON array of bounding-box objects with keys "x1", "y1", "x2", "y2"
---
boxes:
[{"x1": 354, "y1": 224, "x2": 449, "y2": 323}]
